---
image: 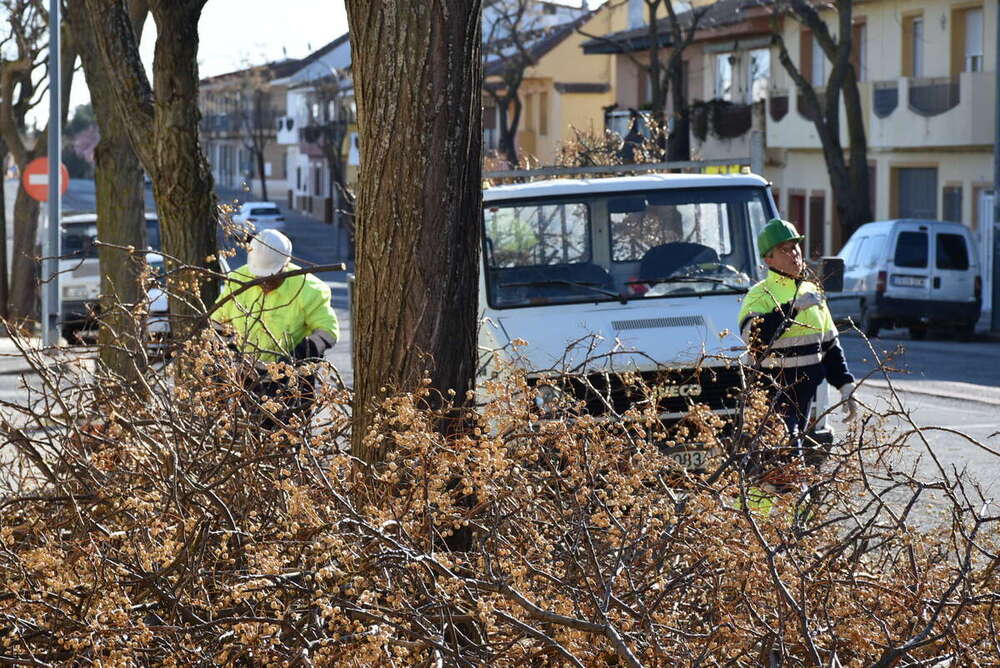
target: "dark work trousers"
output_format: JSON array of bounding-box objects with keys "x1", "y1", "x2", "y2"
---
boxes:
[
  {"x1": 762, "y1": 365, "x2": 824, "y2": 452},
  {"x1": 244, "y1": 367, "x2": 318, "y2": 429}
]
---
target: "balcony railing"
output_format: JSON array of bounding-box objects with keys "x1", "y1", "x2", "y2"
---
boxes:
[
  {"x1": 796, "y1": 89, "x2": 825, "y2": 121},
  {"x1": 908, "y1": 76, "x2": 960, "y2": 116},
  {"x1": 769, "y1": 90, "x2": 788, "y2": 122},
  {"x1": 690, "y1": 100, "x2": 753, "y2": 141},
  {"x1": 872, "y1": 81, "x2": 898, "y2": 118}
]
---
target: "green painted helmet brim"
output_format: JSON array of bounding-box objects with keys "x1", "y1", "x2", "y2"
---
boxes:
[{"x1": 758, "y1": 218, "x2": 806, "y2": 258}]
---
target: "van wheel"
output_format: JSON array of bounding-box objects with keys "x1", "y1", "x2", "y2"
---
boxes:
[
  {"x1": 860, "y1": 304, "x2": 880, "y2": 338},
  {"x1": 908, "y1": 326, "x2": 927, "y2": 341}
]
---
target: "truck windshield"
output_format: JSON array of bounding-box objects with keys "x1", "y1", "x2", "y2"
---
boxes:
[
  {"x1": 62, "y1": 218, "x2": 160, "y2": 259},
  {"x1": 483, "y1": 186, "x2": 768, "y2": 309}
]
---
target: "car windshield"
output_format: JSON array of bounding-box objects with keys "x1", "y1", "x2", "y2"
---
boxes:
[
  {"x1": 250, "y1": 206, "x2": 279, "y2": 216},
  {"x1": 483, "y1": 186, "x2": 768, "y2": 308},
  {"x1": 62, "y1": 217, "x2": 160, "y2": 259}
]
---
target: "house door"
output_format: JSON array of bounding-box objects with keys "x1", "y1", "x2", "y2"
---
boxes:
[
  {"x1": 897, "y1": 167, "x2": 938, "y2": 219},
  {"x1": 978, "y1": 190, "x2": 994, "y2": 314}
]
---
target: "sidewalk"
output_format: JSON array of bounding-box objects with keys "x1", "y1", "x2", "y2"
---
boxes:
[{"x1": 0, "y1": 335, "x2": 95, "y2": 377}]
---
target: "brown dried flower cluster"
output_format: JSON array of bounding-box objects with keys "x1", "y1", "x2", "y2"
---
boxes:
[{"x1": 1, "y1": 319, "x2": 997, "y2": 666}]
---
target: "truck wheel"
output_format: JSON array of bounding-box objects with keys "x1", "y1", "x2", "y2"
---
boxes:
[
  {"x1": 860, "y1": 304, "x2": 880, "y2": 338},
  {"x1": 908, "y1": 326, "x2": 927, "y2": 341}
]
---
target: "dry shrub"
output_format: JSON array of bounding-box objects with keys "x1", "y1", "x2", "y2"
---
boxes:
[{"x1": 0, "y1": 320, "x2": 998, "y2": 666}]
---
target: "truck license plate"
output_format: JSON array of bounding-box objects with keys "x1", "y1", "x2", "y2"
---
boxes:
[{"x1": 665, "y1": 448, "x2": 710, "y2": 470}]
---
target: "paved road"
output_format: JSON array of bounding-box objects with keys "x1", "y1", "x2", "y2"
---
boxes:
[{"x1": 838, "y1": 329, "x2": 1000, "y2": 519}]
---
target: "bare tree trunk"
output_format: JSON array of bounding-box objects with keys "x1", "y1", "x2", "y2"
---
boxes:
[
  {"x1": 8, "y1": 186, "x2": 39, "y2": 329},
  {"x1": 346, "y1": 0, "x2": 483, "y2": 464},
  {"x1": 666, "y1": 60, "x2": 690, "y2": 161},
  {"x1": 0, "y1": 137, "x2": 9, "y2": 321},
  {"x1": 255, "y1": 148, "x2": 268, "y2": 201},
  {"x1": 67, "y1": 0, "x2": 149, "y2": 383},
  {"x1": 85, "y1": 0, "x2": 219, "y2": 342},
  {"x1": 496, "y1": 96, "x2": 521, "y2": 167}
]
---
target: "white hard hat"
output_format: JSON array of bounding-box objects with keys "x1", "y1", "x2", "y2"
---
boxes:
[{"x1": 247, "y1": 229, "x2": 292, "y2": 277}]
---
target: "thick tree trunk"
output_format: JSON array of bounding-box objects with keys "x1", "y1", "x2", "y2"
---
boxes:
[
  {"x1": 68, "y1": 0, "x2": 149, "y2": 383},
  {"x1": 346, "y1": 0, "x2": 483, "y2": 464},
  {"x1": 8, "y1": 186, "x2": 39, "y2": 328},
  {"x1": 85, "y1": 0, "x2": 218, "y2": 343},
  {"x1": 0, "y1": 138, "x2": 9, "y2": 321},
  {"x1": 149, "y1": 3, "x2": 218, "y2": 330}
]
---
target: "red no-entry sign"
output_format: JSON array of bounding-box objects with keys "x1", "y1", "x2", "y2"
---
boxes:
[{"x1": 22, "y1": 157, "x2": 70, "y2": 202}]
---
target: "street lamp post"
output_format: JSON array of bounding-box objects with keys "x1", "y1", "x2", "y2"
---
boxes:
[{"x1": 42, "y1": 0, "x2": 61, "y2": 346}]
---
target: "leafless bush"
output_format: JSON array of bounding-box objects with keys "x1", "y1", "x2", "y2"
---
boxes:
[{"x1": 0, "y1": 302, "x2": 998, "y2": 665}]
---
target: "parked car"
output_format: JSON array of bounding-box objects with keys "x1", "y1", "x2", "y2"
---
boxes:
[
  {"x1": 60, "y1": 213, "x2": 167, "y2": 343},
  {"x1": 827, "y1": 219, "x2": 982, "y2": 340},
  {"x1": 231, "y1": 201, "x2": 286, "y2": 237}
]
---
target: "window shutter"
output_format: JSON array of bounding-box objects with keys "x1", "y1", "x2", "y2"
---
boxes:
[{"x1": 800, "y1": 30, "x2": 813, "y2": 84}]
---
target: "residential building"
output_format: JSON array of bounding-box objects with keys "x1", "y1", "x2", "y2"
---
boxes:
[
  {"x1": 272, "y1": 34, "x2": 357, "y2": 225},
  {"x1": 199, "y1": 59, "x2": 302, "y2": 199},
  {"x1": 581, "y1": 0, "x2": 772, "y2": 164},
  {"x1": 483, "y1": 0, "x2": 630, "y2": 164},
  {"x1": 766, "y1": 0, "x2": 995, "y2": 311}
]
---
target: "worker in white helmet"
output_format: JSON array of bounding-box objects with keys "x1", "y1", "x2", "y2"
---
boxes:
[{"x1": 212, "y1": 229, "x2": 339, "y2": 422}]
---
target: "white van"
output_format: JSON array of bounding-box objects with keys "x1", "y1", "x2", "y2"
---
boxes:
[
  {"x1": 477, "y1": 173, "x2": 833, "y2": 462},
  {"x1": 60, "y1": 213, "x2": 167, "y2": 342},
  {"x1": 827, "y1": 220, "x2": 982, "y2": 339}
]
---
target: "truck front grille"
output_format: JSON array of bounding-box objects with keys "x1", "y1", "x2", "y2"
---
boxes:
[{"x1": 543, "y1": 365, "x2": 744, "y2": 418}]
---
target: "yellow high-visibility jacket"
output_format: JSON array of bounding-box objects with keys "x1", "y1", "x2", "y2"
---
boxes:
[
  {"x1": 737, "y1": 270, "x2": 852, "y2": 387},
  {"x1": 212, "y1": 263, "x2": 339, "y2": 362}
]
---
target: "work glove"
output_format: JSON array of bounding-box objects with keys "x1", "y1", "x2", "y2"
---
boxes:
[
  {"x1": 839, "y1": 382, "x2": 858, "y2": 422},
  {"x1": 292, "y1": 329, "x2": 337, "y2": 362},
  {"x1": 792, "y1": 291, "x2": 823, "y2": 312}
]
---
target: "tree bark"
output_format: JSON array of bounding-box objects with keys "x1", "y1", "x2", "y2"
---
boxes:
[
  {"x1": 8, "y1": 186, "x2": 39, "y2": 329},
  {"x1": 345, "y1": 0, "x2": 483, "y2": 464},
  {"x1": 84, "y1": 0, "x2": 218, "y2": 342},
  {"x1": 67, "y1": 0, "x2": 149, "y2": 383},
  {"x1": 255, "y1": 148, "x2": 268, "y2": 201},
  {"x1": 1, "y1": 20, "x2": 76, "y2": 326},
  {"x1": 0, "y1": 137, "x2": 9, "y2": 321}
]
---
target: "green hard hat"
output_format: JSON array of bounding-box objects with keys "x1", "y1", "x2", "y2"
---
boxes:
[{"x1": 757, "y1": 218, "x2": 805, "y2": 258}]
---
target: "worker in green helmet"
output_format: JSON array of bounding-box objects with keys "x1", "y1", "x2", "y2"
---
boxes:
[{"x1": 738, "y1": 218, "x2": 858, "y2": 446}]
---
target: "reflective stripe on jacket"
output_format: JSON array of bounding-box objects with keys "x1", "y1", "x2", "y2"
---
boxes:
[
  {"x1": 211, "y1": 263, "x2": 340, "y2": 362},
  {"x1": 737, "y1": 270, "x2": 853, "y2": 388}
]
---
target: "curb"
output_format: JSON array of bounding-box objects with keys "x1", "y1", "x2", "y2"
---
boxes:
[{"x1": 863, "y1": 379, "x2": 1000, "y2": 407}]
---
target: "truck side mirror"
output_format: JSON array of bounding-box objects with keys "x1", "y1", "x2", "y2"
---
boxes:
[{"x1": 818, "y1": 256, "x2": 844, "y2": 293}]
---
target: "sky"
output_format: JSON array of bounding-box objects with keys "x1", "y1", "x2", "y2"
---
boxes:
[
  {"x1": 59, "y1": 0, "x2": 602, "y2": 123},
  {"x1": 63, "y1": 1, "x2": 351, "y2": 119}
]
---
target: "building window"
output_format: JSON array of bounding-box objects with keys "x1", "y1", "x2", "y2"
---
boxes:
[
  {"x1": 808, "y1": 193, "x2": 825, "y2": 258},
  {"x1": 715, "y1": 53, "x2": 733, "y2": 100},
  {"x1": 539, "y1": 91, "x2": 548, "y2": 136},
  {"x1": 524, "y1": 94, "x2": 534, "y2": 132},
  {"x1": 903, "y1": 15, "x2": 925, "y2": 78},
  {"x1": 747, "y1": 49, "x2": 770, "y2": 102},
  {"x1": 964, "y1": 8, "x2": 984, "y2": 72},
  {"x1": 943, "y1": 185, "x2": 963, "y2": 222},
  {"x1": 851, "y1": 22, "x2": 867, "y2": 81},
  {"x1": 811, "y1": 35, "x2": 826, "y2": 86}
]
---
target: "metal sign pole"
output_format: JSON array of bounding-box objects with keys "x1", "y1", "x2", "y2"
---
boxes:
[
  {"x1": 993, "y1": 0, "x2": 1000, "y2": 333},
  {"x1": 42, "y1": 0, "x2": 61, "y2": 346}
]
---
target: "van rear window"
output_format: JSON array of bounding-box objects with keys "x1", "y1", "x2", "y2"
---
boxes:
[
  {"x1": 893, "y1": 231, "x2": 928, "y2": 268},
  {"x1": 936, "y1": 233, "x2": 969, "y2": 270}
]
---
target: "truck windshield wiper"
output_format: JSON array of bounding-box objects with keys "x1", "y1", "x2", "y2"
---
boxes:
[
  {"x1": 627, "y1": 275, "x2": 749, "y2": 293},
  {"x1": 500, "y1": 279, "x2": 625, "y2": 302}
]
